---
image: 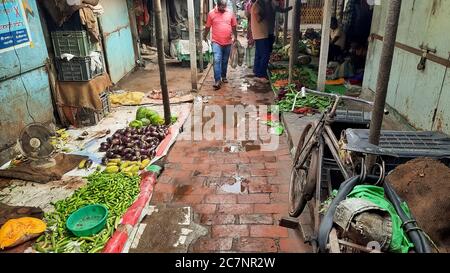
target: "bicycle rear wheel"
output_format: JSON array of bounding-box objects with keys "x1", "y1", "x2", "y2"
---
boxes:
[{"x1": 289, "y1": 123, "x2": 319, "y2": 217}]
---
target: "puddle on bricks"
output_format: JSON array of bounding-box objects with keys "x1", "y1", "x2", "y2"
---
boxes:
[
  {"x1": 200, "y1": 170, "x2": 250, "y2": 195},
  {"x1": 218, "y1": 174, "x2": 249, "y2": 194}
]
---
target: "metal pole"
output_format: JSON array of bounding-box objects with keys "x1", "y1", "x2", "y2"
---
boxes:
[
  {"x1": 188, "y1": 0, "x2": 198, "y2": 91},
  {"x1": 283, "y1": 0, "x2": 290, "y2": 45},
  {"x1": 154, "y1": 0, "x2": 172, "y2": 125},
  {"x1": 199, "y1": 0, "x2": 205, "y2": 73},
  {"x1": 367, "y1": 0, "x2": 402, "y2": 167},
  {"x1": 288, "y1": 0, "x2": 301, "y2": 84},
  {"x1": 317, "y1": 0, "x2": 333, "y2": 92}
]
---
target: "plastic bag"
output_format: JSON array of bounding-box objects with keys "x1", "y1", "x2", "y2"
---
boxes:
[
  {"x1": 237, "y1": 41, "x2": 245, "y2": 66},
  {"x1": 229, "y1": 43, "x2": 239, "y2": 69},
  {"x1": 229, "y1": 40, "x2": 245, "y2": 68}
]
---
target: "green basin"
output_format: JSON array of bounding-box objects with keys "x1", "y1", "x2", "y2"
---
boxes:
[{"x1": 66, "y1": 204, "x2": 108, "y2": 237}]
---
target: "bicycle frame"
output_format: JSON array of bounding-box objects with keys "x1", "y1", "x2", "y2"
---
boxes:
[
  {"x1": 291, "y1": 88, "x2": 382, "y2": 251},
  {"x1": 294, "y1": 87, "x2": 379, "y2": 181}
]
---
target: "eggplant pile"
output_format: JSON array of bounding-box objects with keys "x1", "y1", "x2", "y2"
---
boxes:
[{"x1": 99, "y1": 125, "x2": 169, "y2": 165}]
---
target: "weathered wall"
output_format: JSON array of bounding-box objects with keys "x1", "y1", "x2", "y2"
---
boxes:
[
  {"x1": 99, "y1": 0, "x2": 136, "y2": 84},
  {"x1": 0, "y1": 0, "x2": 55, "y2": 165},
  {"x1": 363, "y1": 0, "x2": 450, "y2": 133}
]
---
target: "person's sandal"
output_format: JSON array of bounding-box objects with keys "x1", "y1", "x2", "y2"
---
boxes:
[
  {"x1": 213, "y1": 81, "x2": 221, "y2": 90},
  {"x1": 256, "y1": 77, "x2": 269, "y2": 84},
  {"x1": 222, "y1": 78, "x2": 229, "y2": 83}
]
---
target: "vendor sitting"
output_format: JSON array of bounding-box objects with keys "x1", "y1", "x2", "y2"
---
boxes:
[{"x1": 329, "y1": 17, "x2": 346, "y2": 62}]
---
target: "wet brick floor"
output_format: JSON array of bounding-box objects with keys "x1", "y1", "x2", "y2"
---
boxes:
[{"x1": 150, "y1": 66, "x2": 312, "y2": 253}]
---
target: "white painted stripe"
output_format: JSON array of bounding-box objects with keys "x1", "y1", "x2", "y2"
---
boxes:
[{"x1": 130, "y1": 224, "x2": 148, "y2": 249}]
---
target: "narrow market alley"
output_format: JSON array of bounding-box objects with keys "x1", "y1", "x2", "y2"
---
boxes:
[
  {"x1": 2, "y1": 0, "x2": 450, "y2": 260},
  {"x1": 130, "y1": 66, "x2": 312, "y2": 253}
]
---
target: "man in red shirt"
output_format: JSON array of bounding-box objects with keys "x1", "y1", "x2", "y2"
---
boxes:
[{"x1": 203, "y1": 0, "x2": 238, "y2": 90}]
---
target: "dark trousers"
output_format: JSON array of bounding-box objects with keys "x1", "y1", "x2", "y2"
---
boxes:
[
  {"x1": 329, "y1": 44, "x2": 343, "y2": 62},
  {"x1": 212, "y1": 42, "x2": 232, "y2": 83},
  {"x1": 269, "y1": 34, "x2": 275, "y2": 53},
  {"x1": 253, "y1": 38, "x2": 271, "y2": 78}
]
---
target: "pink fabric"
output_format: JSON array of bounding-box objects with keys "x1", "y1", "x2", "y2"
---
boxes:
[{"x1": 206, "y1": 8, "x2": 237, "y2": 46}]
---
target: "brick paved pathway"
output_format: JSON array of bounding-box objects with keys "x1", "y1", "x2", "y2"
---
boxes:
[{"x1": 151, "y1": 66, "x2": 312, "y2": 253}]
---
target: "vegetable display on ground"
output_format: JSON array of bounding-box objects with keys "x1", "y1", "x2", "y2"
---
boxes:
[
  {"x1": 33, "y1": 172, "x2": 141, "y2": 253},
  {"x1": 270, "y1": 66, "x2": 318, "y2": 90},
  {"x1": 99, "y1": 124, "x2": 168, "y2": 165},
  {"x1": 277, "y1": 85, "x2": 333, "y2": 113},
  {"x1": 98, "y1": 107, "x2": 173, "y2": 168}
]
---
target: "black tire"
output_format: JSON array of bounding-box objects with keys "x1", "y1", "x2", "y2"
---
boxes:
[{"x1": 289, "y1": 123, "x2": 319, "y2": 217}]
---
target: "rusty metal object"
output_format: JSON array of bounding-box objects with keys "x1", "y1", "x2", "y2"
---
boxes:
[
  {"x1": 367, "y1": 0, "x2": 403, "y2": 168},
  {"x1": 334, "y1": 198, "x2": 392, "y2": 252},
  {"x1": 279, "y1": 217, "x2": 300, "y2": 230},
  {"x1": 103, "y1": 24, "x2": 131, "y2": 38},
  {"x1": 370, "y1": 34, "x2": 450, "y2": 68}
]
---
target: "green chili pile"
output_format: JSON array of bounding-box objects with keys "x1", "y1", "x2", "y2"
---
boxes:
[{"x1": 34, "y1": 172, "x2": 141, "y2": 253}]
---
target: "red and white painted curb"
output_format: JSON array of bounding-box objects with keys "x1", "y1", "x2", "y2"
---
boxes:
[
  {"x1": 102, "y1": 123, "x2": 181, "y2": 253},
  {"x1": 102, "y1": 171, "x2": 157, "y2": 253}
]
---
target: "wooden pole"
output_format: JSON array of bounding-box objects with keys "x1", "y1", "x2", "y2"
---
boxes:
[
  {"x1": 283, "y1": 0, "x2": 290, "y2": 45},
  {"x1": 154, "y1": 0, "x2": 172, "y2": 124},
  {"x1": 317, "y1": 0, "x2": 333, "y2": 92},
  {"x1": 188, "y1": 0, "x2": 198, "y2": 91},
  {"x1": 288, "y1": 0, "x2": 302, "y2": 84},
  {"x1": 199, "y1": 0, "x2": 205, "y2": 73}
]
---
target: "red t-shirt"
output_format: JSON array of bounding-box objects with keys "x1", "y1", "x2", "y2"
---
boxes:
[{"x1": 206, "y1": 8, "x2": 237, "y2": 46}]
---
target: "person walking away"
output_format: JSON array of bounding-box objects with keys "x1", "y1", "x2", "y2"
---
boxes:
[
  {"x1": 245, "y1": 0, "x2": 255, "y2": 48},
  {"x1": 250, "y1": 0, "x2": 270, "y2": 83},
  {"x1": 329, "y1": 17, "x2": 346, "y2": 62},
  {"x1": 203, "y1": 0, "x2": 238, "y2": 90},
  {"x1": 266, "y1": 0, "x2": 292, "y2": 52}
]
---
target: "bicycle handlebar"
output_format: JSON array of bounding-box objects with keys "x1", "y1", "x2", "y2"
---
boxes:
[{"x1": 301, "y1": 87, "x2": 390, "y2": 116}]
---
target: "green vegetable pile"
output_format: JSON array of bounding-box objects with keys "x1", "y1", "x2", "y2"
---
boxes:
[
  {"x1": 277, "y1": 86, "x2": 333, "y2": 113},
  {"x1": 34, "y1": 172, "x2": 141, "y2": 253}
]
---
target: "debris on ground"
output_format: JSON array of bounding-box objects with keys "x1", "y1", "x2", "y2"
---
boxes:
[
  {"x1": 110, "y1": 91, "x2": 146, "y2": 106},
  {"x1": 386, "y1": 158, "x2": 450, "y2": 250},
  {"x1": 129, "y1": 206, "x2": 207, "y2": 253}
]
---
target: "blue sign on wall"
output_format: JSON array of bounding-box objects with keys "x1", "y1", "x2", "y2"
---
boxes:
[{"x1": 0, "y1": 0, "x2": 32, "y2": 53}]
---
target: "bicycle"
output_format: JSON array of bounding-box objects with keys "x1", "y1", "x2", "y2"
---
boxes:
[
  {"x1": 288, "y1": 87, "x2": 450, "y2": 253},
  {"x1": 289, "y1": 87, "x2": 379, "y2": 219}
]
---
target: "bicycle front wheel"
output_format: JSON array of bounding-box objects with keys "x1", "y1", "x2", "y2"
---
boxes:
[{"x1": 289, "y1": 123, "x2": 319, "y2": 217}]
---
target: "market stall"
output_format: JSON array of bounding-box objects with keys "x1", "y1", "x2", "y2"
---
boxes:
[{"x1": 0, "y1": 104, "x2": 191, "y2": 253}]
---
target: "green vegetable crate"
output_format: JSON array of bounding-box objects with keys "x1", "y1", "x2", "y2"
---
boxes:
[{"x1": 51, "y1": 31, "x2": 97, "y2": 57}]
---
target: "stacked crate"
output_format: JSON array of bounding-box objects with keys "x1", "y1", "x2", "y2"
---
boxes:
[
  {"x1": 52, "y1": 31, "x2": 104, "y2": 81},
  {"x1": 52, "y1": 30, "x2": 110, "y2": 127}
]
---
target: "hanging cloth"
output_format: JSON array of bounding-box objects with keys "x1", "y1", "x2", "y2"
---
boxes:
[{"x1": 79, "y1": 7, "x2": 100, "y2": 43}]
